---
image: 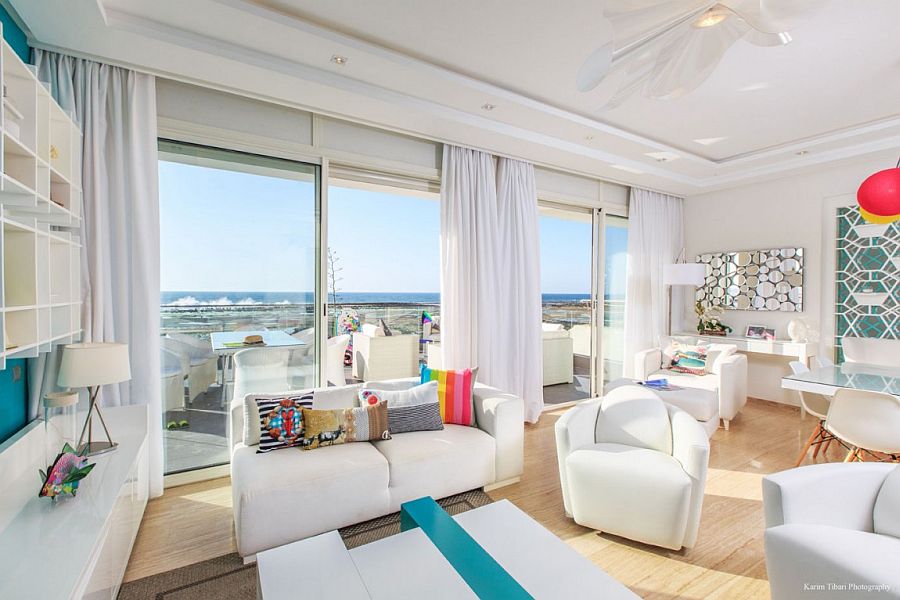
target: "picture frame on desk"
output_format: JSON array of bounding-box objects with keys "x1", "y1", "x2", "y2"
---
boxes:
[{"x1": 746, "y1": 325, "x2": 776, "y2": 341}]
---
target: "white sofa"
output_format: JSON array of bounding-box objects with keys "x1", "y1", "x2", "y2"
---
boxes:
[
  {"x1": 351, "y1": 324, "x2": 419, "y2": 381},
  {"x1": 763, "y1": 463, "x2": 900, "y2": 600},
  {"x1": 555, "y1": 385, "x2": 710, "y2": 550},
  {"x1": 229, "y1": 377, "x2": 524, "y2": 558},
  {"x1": 634, "y1": 337, "x2": 747, "y2": 430},
  {"x1": 542, "y1": 323, "x2": 574, "y2": 386}
]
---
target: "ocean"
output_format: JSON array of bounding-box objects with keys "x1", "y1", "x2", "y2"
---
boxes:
[{"x1": 160, "y1": 291, "x2": 600, "y2": 306}]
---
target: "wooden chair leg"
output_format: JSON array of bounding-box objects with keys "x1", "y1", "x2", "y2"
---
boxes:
[
  {"x1": 811, "y1": 421, "x2": 826, "y2": 459},
  {"x1": 823, "y1": 437, "x2": 833, "y2": 456},
  {"x1": 844, "y1": 448, "x2": 859, "y2": 462},
  {"x1": 795, "y1": 423, "x2": 822, "y2": 467}
]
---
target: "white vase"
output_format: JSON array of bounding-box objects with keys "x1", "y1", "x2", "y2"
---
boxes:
[{"x1": 787, "y1": 319, "x2": 808, "y2": 343}]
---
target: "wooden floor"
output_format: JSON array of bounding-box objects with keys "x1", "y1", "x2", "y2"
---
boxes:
[{"x1": 125, "y1": 397, "x2": 829, "y2": 598}]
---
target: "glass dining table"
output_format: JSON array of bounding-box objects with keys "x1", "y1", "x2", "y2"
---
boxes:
[{"x1": 782, "y1": 363, "x2": 900, "y2": 397}]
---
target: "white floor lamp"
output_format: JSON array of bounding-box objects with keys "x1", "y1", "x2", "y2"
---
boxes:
[{"x1": 663, "y1": 262, "x2": 706, "y2": 336}]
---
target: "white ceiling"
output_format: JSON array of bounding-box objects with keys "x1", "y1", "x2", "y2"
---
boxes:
[{"x1": 12, "y1": 0, "x2": 900, "y2": 195}]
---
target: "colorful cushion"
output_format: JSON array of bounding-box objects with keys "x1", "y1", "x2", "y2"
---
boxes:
[
  {"x1": 669, "y1": 345, "x2": 709, "y2": 376},
  {"x1": 359, "y1": 381, "x2": 443, "y2": 434},
  {"x1": 300, "y1": 401, "x2": 391, "y2": 450},
  {"x1": 420, "y1": 365, "x2": 477, "y2": 426},
  {"x1": 255, "y1": 394, "x2": 314, "y2": 453}
]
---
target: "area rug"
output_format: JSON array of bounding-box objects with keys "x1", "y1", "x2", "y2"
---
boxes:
[{"x1": 118, "y1": 489, "x2": 492, "y2": 599}]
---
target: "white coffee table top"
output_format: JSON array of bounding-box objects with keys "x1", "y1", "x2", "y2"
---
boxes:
[{"x1": 257, "y1": 499, "x2": 638, "y2": 599}]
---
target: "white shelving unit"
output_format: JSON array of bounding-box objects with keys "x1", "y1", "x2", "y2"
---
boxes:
[{"x1": 0, "y1": 25, "x2": 82, "y2": 369}]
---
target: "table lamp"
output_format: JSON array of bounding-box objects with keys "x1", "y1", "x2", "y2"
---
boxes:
[
  {"x1": 663, "y1": 262, "x2": 706, "y2": 336},
  {"x1": 58, "y1": 342, "x2": 131, "y2": 456}
]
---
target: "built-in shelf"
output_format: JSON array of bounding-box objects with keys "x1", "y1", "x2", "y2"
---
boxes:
[{"x1": 0, "y1": 24, "x2": 83, "y2": 369}]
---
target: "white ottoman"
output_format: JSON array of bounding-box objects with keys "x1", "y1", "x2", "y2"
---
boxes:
[{"x1": 605, "y1": 379, "x2": 719, "y2": 438}]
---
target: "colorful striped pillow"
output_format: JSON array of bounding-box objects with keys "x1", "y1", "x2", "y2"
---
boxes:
[{"x1": 420, "y1": 365, "x2": 478, "y2": 426}]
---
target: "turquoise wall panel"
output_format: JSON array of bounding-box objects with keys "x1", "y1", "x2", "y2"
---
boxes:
[
  {"x1": 0, "y1": 5, "x2": 28, "y2": 63},
  {"x1": 834, "y1": 207, "x2": 899, "y2": 361}
]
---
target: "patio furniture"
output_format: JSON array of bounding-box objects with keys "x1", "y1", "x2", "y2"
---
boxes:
[
  {"x1": 326, "y1": 334, "x2": 350, "y2": 386},
  {"x1": 841, "y1": 337, "x2": 900, "y2": 368},
  {"x1": 210, "y1": 330, "x2": 308, "y2": 406},
  {"x1": 233, "y1": 346, "x2": 314, "y2": 405},
  {"x1": 542, "y1": 323, "x2": 574, "y2": 386},
  {"x1": 161, "y1": 348, "x2": 187, "y2": 412},
  {"x1": 763, "y1": 463, "x2": 900, "y2": 600},
  {"x1": 161, "y1": 335, "x2": 217, "y2": 405},
  {"x1": 634, "y1": 338, "x2": 747, "y2": 430},
  {"x1": 789, "y1": 361, "x2": 834, "y2": 466},
  {"x1": 351, "y1": 327, "x2": 419, "y2": 381},
  {"x1": 555, "y1": 384, "x2": 709, "y2": 550}
]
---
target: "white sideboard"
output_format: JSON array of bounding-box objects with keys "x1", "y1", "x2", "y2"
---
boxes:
[
  {"x1": 0, "y1": 405, "x2": 148, "y2": 600},
  {"x1": 676, "y1": 333, "x2": 818, "y2": 365}
]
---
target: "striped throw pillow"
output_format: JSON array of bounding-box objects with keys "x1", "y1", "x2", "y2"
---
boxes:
[
  {"x1": 255, "y1": 394, "x2": 314, "y2": 453},
  {"x1": 669, "y1": 345, "x2": 708, "y2": 376},
  {"x1": 359, "y1": 382, "x2": 443, "y2": 434},
  {"x1": 420, "y1": 365, "x2": 477, "y2": 426}
]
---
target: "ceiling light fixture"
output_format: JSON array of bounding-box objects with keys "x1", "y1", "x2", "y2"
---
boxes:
[
  {"x1": 645, "y1": 151, "x2": 680, "y2": 163},
  {"x1": 585, "y1": 135, "x2": 595, "y2": 142},
  {"x1": 693, "y1": 6, "x2": 730, "y2": 28},
  {"x1": 795, "y1": 150, "x2": 808, "y2": 156},
  {"x1": 481, "y1": 103, "x2": 497, "y2": 111},
  {"x1": 330, "y1": 54, "x2": 348, "y2": 66}
]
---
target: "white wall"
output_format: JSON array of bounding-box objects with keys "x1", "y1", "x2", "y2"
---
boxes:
[{"x1": 682, "y1": 150, "x2": 898, "y2": 404}]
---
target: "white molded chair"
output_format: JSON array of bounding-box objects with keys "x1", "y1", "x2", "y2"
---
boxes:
[
  {"x1": 161, "y1": 348, "x2": 187, "y2": 412},
  {"x1": 826, "y1": 389, "x2": 900, "y2": 462},
  {"x1": 233, "y1": 347, "x2": 313, "y2": 405},
  {"x1": 162, "y1": 334, "x2": 217, "y2": 403},
  {"x1": 634, "y1": 337, "x2": 748, "y2": 429},
  {"x1": 763, "y1": 463, "x2": 900, "y2": 600},
  {"x1": 816, "y1": 355, "x2": 834, "y2": 368},
  {"x1": 555, "y1": 384, "x2": 710, "y2": 550},
  {"x1": 842, "y1": 337, "x2": 900, "y2": 368},
  {"x1": 326, "y1": 334, "x2": 350, "y2": 386},
  {"x1": 789, "y1": 361, "x2": 834, "y2": 467}
]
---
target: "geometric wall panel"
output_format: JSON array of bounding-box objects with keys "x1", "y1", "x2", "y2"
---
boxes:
[
  {"x1": 835, "y1": 206, "x2": 899, "y2": 361},
  {"x1": 695, "y1": 248, "x2": 804, "y2": 312}
]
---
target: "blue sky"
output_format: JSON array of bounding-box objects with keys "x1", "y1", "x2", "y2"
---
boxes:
[{"x1": 160, "y1": 161, "x2": 627, "y2": 296}]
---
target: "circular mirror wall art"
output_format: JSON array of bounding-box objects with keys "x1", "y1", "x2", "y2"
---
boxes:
[{"x1": 695, "y1": 248, "x2": 804, "y2": 312}]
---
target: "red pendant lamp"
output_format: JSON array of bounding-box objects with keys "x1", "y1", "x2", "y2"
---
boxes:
[{"x1": 857, "y1": 156, "x2": 900, "y2": 224}]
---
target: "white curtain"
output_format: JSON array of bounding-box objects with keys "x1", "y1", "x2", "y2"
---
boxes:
[
  {"x1": 496, "y1": 158, "x2": 543, "y2": 422},
  {"x1": 622, "y1": 187, "x2": 684, "y2": 377},
  {"x1": 35, "y1": 50, "x2": 163, "y2": 498},
  {"x1": 440, "y1": 146, "x2": 502, "y2": 383},
  {"x1": 440, "y1": 146, "x2": 543, "y2": 422}
]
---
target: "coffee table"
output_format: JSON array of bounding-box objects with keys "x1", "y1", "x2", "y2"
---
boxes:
[{"x1": 257, "y1": 498, "x2": 638, "y2": 599}]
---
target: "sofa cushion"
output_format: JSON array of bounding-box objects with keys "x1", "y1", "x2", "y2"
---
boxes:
[
  {"x1": 874, "y1": 466, "x2": 900, "y2": 538},
  {"x1": 231, "y1": 442, "x2": 391, "y2": 556},
  {"x1": 360, "y1": 381, "x2": 443, "y2": 434},
  {"x1": 649, "y1": 370, "x2": 720, "y2": 393},
  {"x1": 243, "y1": 391, "x2": 314, "y2": 447},
  {"x1": 372, "y1": 425, "x2": 495, "y2": 511},
  {"x1": 255, "y1": 394, "x2": 314, "y2": 453},
  {"x1": 596, "y1": 386, "x2": 672, "y2": 454},
  {"x1": 705, "y1": 343, "x2": 737, "y2": 375},
  {"x1": 669, "y1": 344, "x2": 709, "y2": 375},
  {"x1": 566, "y1": 443, "x2": 691, "y2": 549},
  {"x1": 542, "y1": 330, "x2": 569, "y2": 340},
  {"x1": 420, "y1": 366, "x2": 477, "y2": 426},
  {"x1": 312, "y1": 383, "x2": 362, "y2": 409},
  {"x1": 301, "y1": 402, "x2": 391, "y2": 449}
]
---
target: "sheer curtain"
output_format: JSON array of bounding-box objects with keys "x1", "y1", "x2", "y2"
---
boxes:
[
  {"x1": 34, "y1": 50, "x2": 163, "y2": 497},
  {"x1": 440, "y1": 146, "x2": 543, "y2": 422},
  {"x1": 496, "y1": 157, "x2": 543, "y2": 422},
  {"x1": 622, "y1": 187, "x2": 684, "y2": 378}
]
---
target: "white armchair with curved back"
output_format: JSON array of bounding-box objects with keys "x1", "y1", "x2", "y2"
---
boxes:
[
  {"x1": 162, "y1": 334, "x2": 218, "y2": 404},
  {"x1": 555, "y1": 384, "x2": 710, "y2": 550}
]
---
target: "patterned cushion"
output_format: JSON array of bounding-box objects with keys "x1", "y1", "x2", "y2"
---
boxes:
[
  {"x1": 300, "y1": 401, "x2": 391, "y2": 450},
  {"x1": 255, "y1": 394, "x2": 314, "y2": 453},
  {"x1": 359, "y1": 381, "x2": 443, "y2": 434},
  {"x1": 420, "y1": 365, "x2": 477, "y2": 426},
  {"x1": 669, "y1": 344, "x2": 709, "y2": 376}
]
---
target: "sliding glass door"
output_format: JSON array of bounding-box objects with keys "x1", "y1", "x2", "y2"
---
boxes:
[{"x1": 158, "y1": 141, "x2": 320, "y2": 475}]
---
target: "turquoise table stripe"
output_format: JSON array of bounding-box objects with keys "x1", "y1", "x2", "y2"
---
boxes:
[{"x1": 400, "y1": 497, "x2": 533, "y2": 599}]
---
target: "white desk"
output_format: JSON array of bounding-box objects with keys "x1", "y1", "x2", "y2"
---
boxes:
[
  {"x1": 257, "y1": 499, "x2": 638, "y2": 599},
  {"x1": 677, "y1": 333, "x2": 818, "y2": 365},
  {"x1": 782, "y1": 363, "x2": 900, "y2": 397}
]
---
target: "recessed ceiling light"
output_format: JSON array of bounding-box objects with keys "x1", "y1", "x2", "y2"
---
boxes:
[
  {"x1": 609, "y1": 164, "x2": 644, "y2": 174},
  {"x1": 330, "y1": 54, "x2": 348, "y2": 66},
  {"x1": 795, "y1": 150, "x2": 808, "y2": 156},
  {"x1": 585, "y1": 135, "x2": 595, "y2": 142},
  {"x1": 693, "y1": 137, "x2": 727, "y2": 146},
  {"x1": 481, "y1": 103, "x2": 497, "y2": 111},
  {"x1": 694, "y1": 7, "x2": 730, "y2": 28},
  {"x1": 645, "y1": 151, "x2": 680, "y2": 162}
]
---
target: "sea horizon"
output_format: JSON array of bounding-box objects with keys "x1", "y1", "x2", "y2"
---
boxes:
[{"x1": 161, "y1": 291, "x2": 624, "y2": 307}]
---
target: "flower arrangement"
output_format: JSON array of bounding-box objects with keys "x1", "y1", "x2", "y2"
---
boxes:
[
  {"x1": 695, "y1": 301, "x2": 732, "y2": 336},
  {"x1": 39, "y1": 443, "x2": 95, "y2": 499}
]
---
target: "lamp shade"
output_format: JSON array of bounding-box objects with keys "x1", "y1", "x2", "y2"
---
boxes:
[
  {"x1": 664, "y1": 263, "x2": 706, "y2": 286},
  {"x1": 58, "y1": 343, "x2": 131, "y2": 388}
]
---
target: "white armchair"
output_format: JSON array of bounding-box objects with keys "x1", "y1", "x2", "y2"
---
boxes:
[
  {"x1": 351, "y1": 326, "x2": 419, "y2": 381},
  {"x1": 162, "y1": 334, "x2": 218, "y2": 403},
  {"x1": 326, "y1": 334, "x2": 350, "y2": 386},
  {"x1": 161, "y1": 348, "x2": 187, "y2": 412},
  {"x1": 634, "y1": 338, "x2": 748, "y2": 430},
  {"x1": 555, "y1": 385, "x2": 709, "y2": 550},
  {"x1": 542, "y1": 323, "x2": 574, "y2": 386},
  {"x1": 763, "y1": 463, "x2": 900, "y2": 599}
]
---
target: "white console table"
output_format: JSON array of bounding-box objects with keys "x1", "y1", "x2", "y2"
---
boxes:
[
  {"x1": 677, "y1": 333, "x2": 818, "y2": 366},
  {"x1": 0, "y1": 405, "x2": 149, "y2": 600}
]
